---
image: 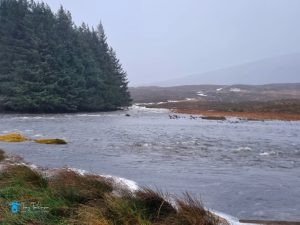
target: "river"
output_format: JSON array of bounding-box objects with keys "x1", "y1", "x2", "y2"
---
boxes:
[{"x1": 0, "y1": 106, "x2": 299, "y2": 221}]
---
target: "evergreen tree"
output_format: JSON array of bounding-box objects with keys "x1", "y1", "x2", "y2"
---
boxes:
[
  {"x1": 0, "y1": 0, "x2": 131, "y2": 113},
  {"x1": 107, "y1": 47, "x2": 131, "y2": 107}
]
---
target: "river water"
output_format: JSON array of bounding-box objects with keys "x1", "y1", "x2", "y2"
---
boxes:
[{"x1": 0, "y1": 106, "x2": 299, "y2": 221}]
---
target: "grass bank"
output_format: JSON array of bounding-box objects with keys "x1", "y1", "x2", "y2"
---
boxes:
[
  {"x1": 145, "y1": 99, "x2": 300, "y2": 121},
  {"x1": 0, "y1": 149, "x2": 222, "y2": 225}
]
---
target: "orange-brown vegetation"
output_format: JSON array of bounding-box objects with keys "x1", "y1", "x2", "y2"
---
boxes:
[
  {"x1": 147, "y1": 99, "x2": 300, "y2": 121},
  {"x1": 174, "y1": 109, "x2": 300, "y2": 121}
]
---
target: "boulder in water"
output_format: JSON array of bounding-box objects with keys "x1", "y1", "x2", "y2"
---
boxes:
[
  {"x1": 201, "y1": 116, "x2": 226, "y2": 121},
  {"x1": 34, "y1": 139, "x2": 67, "y2": 145}
]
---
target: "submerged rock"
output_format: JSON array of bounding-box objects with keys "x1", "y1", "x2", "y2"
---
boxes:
[
  {"x1": 0, "y1": 133, "x2": 29, "y2": 142},
  {"x1": 0, "y1": 133, "x2": 67, "y2": 144},
  {"x1": 169, "y1": 114, "x2": 181, "y2": 119},
  {"x1": 239, "y1": 118, "x2": 265, "y2": 122},
  {"x1": 201, "y1": 116, "x2": 226, "y2": 121},
  {"x1": 34, "y1": 139, "x2": 67, "y2": 145}
]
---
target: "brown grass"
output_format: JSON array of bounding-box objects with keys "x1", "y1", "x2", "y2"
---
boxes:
[
  {"x1": 175, "y1": 193, "x2": 219, "y2": 225},
  {"x1": 48, "y1": 170, "x2": 113, "y2": 205},
  {"x1": 69, "y1": 205, "x2": 110, "y2": 225},
  {"x1": 135, "y1": 188, "x2": 177, "y2": 220},
  {"x1": 174, "y1": 109, "x2": 300, "y2": 121},
  {"x1": 147, "y1": 98, "x2": 300, "y2": 121}
]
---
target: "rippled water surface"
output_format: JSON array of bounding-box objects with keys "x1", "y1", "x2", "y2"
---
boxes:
[{"x1": 0, "y1": 107, "x2": 300, "y2": 220}]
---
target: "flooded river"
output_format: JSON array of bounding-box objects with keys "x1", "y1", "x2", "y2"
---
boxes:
[{"x1": 0, "y1": 106, "x2": 299, "y2": 220}]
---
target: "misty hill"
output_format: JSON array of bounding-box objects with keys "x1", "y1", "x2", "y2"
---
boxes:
[
  {"x1": 152, "y1": 53, "x2": 300, "y2": 87},
  {"x1": 130, "y1": 83, "x2": 300, "y2": 103}
]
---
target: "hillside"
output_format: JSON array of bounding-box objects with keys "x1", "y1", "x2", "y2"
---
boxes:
[
  {"x1": 130, "y1": 83, "x2": 300, "y2": 103},
  {"x1": 151, "y1": 53, "x2": 300, "y2": 87}
]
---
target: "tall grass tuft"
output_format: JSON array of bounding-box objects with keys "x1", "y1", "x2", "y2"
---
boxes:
[
  {"x1": 104, "y1": 193, "x2": 151, "y2": 225},
  {"x1": 0, "y1": 165, "x2": 47, "y2": 189},
  {"x1": 135, "y1": 188, "x2": 177, "y2": 221},
  {"x1": 0, "y1": 149, "x2": 5, "y2": 161},
  {"x1": 49, "y1": 170, "x2": 113, "y2": 205},
  {"x1": 176, "y1": 193, "x2": 219, "y2": 225}
]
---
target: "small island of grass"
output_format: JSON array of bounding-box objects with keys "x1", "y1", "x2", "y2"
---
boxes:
[{"x1": 0, "y1": 133, "x2": 67, "y2": 145}]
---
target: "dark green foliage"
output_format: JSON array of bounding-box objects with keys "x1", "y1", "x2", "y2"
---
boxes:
[{"x1": 0, "y1": 0, "x2": 131, "y2": 113}]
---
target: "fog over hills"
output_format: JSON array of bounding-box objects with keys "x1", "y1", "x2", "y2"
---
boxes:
[{"x1": 150, "y1": 53, "x2": 300, "y2": 87}]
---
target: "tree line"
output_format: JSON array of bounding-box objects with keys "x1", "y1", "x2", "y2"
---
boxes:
[{"x1": 0, "y1": 0, "x2": 131, "y2": 113}]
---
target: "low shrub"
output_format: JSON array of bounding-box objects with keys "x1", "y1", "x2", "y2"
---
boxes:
[{"x1": 34, "y1": 139, "x2": 67, "y2": 145}]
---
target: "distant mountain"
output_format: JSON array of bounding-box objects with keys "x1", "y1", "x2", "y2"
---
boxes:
[{"x1": 152, "y1": 53, "x2": 300, "y2": 86}]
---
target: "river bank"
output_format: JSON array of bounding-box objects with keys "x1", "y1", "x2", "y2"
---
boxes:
[
  {"x1": 172, "y1": 109, "x2": 300, "y2": 121},
  {"x1": 142, "y1": 99, "x2": 300, "y2": 121},
  {"x1": 0, "y1": 149, "x2": 225, "y2": 225},
  {"x1": 1, "y1": 150, "x2": 299, "y2": 225}
]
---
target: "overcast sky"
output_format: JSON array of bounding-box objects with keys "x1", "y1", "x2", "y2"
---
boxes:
[{"x1": 40, "y1": 0, "x2": 300, "y2": 86}]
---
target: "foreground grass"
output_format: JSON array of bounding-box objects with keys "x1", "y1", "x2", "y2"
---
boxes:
[{"x1": 0, "y1": 151, "x2": 220, "y2": 225}]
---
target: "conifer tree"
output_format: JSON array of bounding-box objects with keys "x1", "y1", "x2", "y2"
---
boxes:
[{"x1": 0, "y1": 0, "x2": 131, "y2": 113}]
